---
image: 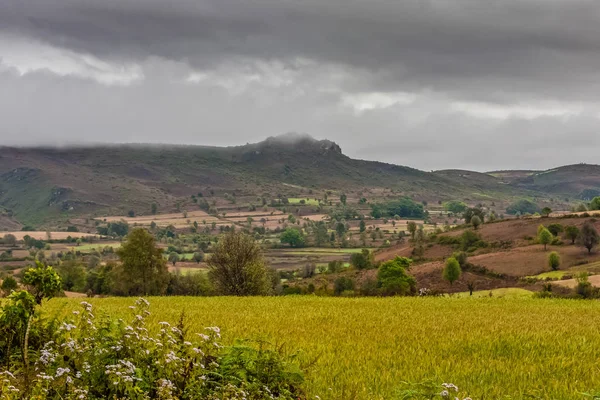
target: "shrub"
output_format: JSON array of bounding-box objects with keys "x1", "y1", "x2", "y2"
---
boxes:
[
  {"x1": 377, "y1": 257, "x2": 416, "y2": 296},
  {"x1": 538, "y1": 226, "x2": 553, "y2": 250},
  {"x1": 350, "y1": 249, "x2": 374, "y2": 270},
  {"x1": 460, "y1": 230, "x2": 485, "y2": 251},
  {"x1": 442, "y1": 257, "x2": 461, "y2": 286},
  {"x1": 334, "y1": 277, "x2": 355, "y2": 296},
  {"x1": 548, "y1": 251, "x2": 561, "y2": 271},
  {"x1": 0, "y1": 298, "x2": 305, "y2": 399},
  {"x1": 208, "y1": 231, "x2": 272, "y2": 296},
  {"x1": 547, "y1": 223, "x2": 564, "y2": 236}
]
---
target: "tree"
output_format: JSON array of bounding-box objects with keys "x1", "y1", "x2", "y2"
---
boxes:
[
  {"x1": 442, "y1": 257, "x2": 461, "y2": 286},
  {"x1": 207, "y1": 231, "x2": 271, "y2": 296},
  {"x1": 377, "y1": 257, "x2": 416, "y2": 296},
  {"x1": 359, "y1": 220, "x2": 366, "y2": 233},
  {"x1": 579, "y1": 221, "x2": 600, "y2": 254},
  {"x1": 350, "y1": 249, "x2": 374, "y2": 270},
  {"x1": 548, "y1": 251, "x2": 561, "y2": 271},
  {"x1": 280, "y1": 228, "x2": 306, "y2": 248},
  {"x1": 471, "y1": 215, "x2": 482, "y2": 230},
  {"x1": 444, "y1": 201, "x2": 468, "y2": 214},
  {"x1": 116, "y1": 228, "x2": 169, "y2": 296},
  {"x1": 538, "y1": 226, "x2": 553, "y2": 250},
  {"x1": 565, "y1": 225, "x2": 580, "y2": 244},
  {"x1": 407, "y1": 222, "x2": 417, "y2": 240},
  {"x1": 313, "y1": 222, "x2": 328, "y2": 246},
  {"x1": 340, "y1": 193, "x2": 347, "y2": 205},
  {"x1": 334, "y1": 277, "x2": 355, "y2": 296},
  {"x1": 460, "y1": 230, "x2": 482, "y2": 251},
  {"x1": 56, "y1": 261, "x2": 87, "y2": 292},
  {"x1": 590, "y1": 197, "x2": 600, "y2": 211},
  {"x1": 151, "y1": 203, "x2": 158, "y2": 215},
  {"x1": 541, "y1": 207, "x2": 552, "y2": 217},
  {"x1": 2, "y1": 234, "x2": 16, "y2": 247},
  {"x1": 506, "y1": 199, "x2": 540, "y2": 215},
  {"x1": 463, "y1": 207, "x2": 485, "y2": 224},
  {"x1": 547, "y1": 223, "x2": 564, "y2": 236},
  {"x1": 22, "y1": 262, "x2": 62, "y2": 305},
  {"x1": 128, "y1": 210, "x2": 135, "y2": 218},
  {"x1": 168, "y1": 252, "x2": 179, "y2": 266},
  {"x1": 192, "y1": 251, "x2": 204, "y2": 264},
  {"x1": 1, "y1": 276, "x2": 18, "y2": 295}
]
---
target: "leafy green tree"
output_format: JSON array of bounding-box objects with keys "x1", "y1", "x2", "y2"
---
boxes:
[
  {"x1": 579, "y1": 221, "x2": 600, "y2": 254},
  {"x1": 444, "y1": 201, "x2": 468, "y2": 214},
  {"x1": 335, "y1": 222, "x2": 347, "y2": 239},
  {"x1": 548, "y1": 251, "x2": 561, "y2": 271},
  {"x1": 407, "y1": 221, "x2": 417, "y2": 240},
  {"x1": 128, "y1": 210, "x2": 135, "y2": 218},
  {"x1": 541, "y1": 207, "x2": 552, "y2": 217},
  {"x1": 506, "y1": 199, "x2": 540, "y2": 215},
  {"x1": 461, "y1": 230, "x2": 483, "y2": 251},
  {"x1": 192, "y1": 251, "x2": 204, "y2": 264},
  {"x1": 313, "y1": 222, "x2": 329, "y2": 246},
  {"x1": 359, "y1": 220, "x2": 366, "y2": 233},
  {"x1": 538, "y1": 226, "x2": 553, "y2": 250},
  {"x1": 471, "y1": 215, "x2": 482, "y2": 230},
  {"x1": 565, "y1": 225, "x2": 580, "y2": 244},
  {"x1": 463, "y1": 207, "x2": 485, "y2": 224},
  {"x1": 350, "y1": 249, "x2": 374, "y2": 270},
  {"x1": 443, "y1": 257, "x2": 461, "y2": 286},
  {"x1": 168, "y1": 252, "x2": 180, "y2": 266},
  {"x1": 280, "y1": 228, "x2": 306, "y2": 248},
  {"x1": 22, "y1": 262, "x2": 62, "y2": 305},
  {"x1": 208, "y1": 231, "x2": 271, "y2": 296},
  {"x1": 340, "y1": 193, "x2": 347, "y2": 205},
  {"x1": 151, "y1": 203, "x2": 158, "y2": 214},
  {"x1": 334, "y1": 276, "x2": 355, "y2": 296},
  {"x1": 116, "y1": 228, "x2": 169, "y2": 296},
  {"x1": 590, "y1": 197, "x2": 600, "y2": 211},
  {"x1": 56, "y1": 260, "x2": 87, "y2": 292},
  {"x1": 547, "y1": 223, "x2": 564, "y2": 236},
  {"x1": 377, "y1": 257, "x2": 416, "y2": 296}
]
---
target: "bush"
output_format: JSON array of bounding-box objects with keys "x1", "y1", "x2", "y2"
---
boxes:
[
  {"x1": 350, "y1": 249, "x2": 374, "y2": 270},
  {"x1": 548, "y1": 251, "x2": 561, "y2": 271},
  {"x1": 377, "y1": 257, "x2": 416, "y2": 296},
  {"x1": 0, "y1": 298, "x2": 306, "y2": 399},
  {"x1": 334, "y1": 277, "x2": 355, "y2": 295},
  {"x1": 460, "y1": 230, "x2": 486, "y2": 251},
  {"x1": 506, "y1": 199, "x2": 540, "y2": 215}
]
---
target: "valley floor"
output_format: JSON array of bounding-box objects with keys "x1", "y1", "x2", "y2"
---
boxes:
[{"x1": 47, "y1": 296, "x2": 600, "y2": 400}]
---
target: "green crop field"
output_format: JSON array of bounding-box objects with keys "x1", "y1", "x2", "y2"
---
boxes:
[
  {"x1": 287, "y1": 197, "x2": 321, "y2": 206},
  {"x1": 45, "y1": 296, "x2": 600, "y2": 399}
]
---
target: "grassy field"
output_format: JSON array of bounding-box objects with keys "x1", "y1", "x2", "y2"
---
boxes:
[{"x1": 45, "y1": 296, "x2": 600, "y2": 399}]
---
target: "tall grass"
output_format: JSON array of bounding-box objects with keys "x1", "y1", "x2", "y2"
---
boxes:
[{"x1": 46, "y1": 297, "x2": 600, "y2": 399}]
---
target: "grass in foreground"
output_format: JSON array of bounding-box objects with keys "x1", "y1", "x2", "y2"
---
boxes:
[{"x1": 45, "y1": 296, "x2": 600, "y2": 399}]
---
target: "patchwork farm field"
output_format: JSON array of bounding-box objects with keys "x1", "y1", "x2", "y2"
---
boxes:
[{"x1": 46, "y1": 296, "x2": 600, "y2": 400}]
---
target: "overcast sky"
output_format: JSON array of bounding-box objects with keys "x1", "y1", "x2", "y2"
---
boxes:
[{"x1": 2, "y1": 0, "x2": 600, "y2": 171}]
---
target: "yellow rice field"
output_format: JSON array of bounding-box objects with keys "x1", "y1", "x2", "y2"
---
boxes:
[{"x1": 45, "y1": 296, "x2": 600, "y2": 400}]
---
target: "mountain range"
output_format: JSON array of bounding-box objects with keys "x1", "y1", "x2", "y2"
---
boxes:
[{"x1": 0, "y1": 133, "x2": 599, "y2": 228}]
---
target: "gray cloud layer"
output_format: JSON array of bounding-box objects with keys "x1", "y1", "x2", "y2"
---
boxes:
[{"x1": 1, "y1": 0, "x2": 600, "y2": 170}]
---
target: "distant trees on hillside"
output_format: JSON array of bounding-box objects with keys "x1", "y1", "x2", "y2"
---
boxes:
[
  {"x1": 371, "y1": 198, "x2": 425, "y2": 219},
  {"x1": 462, "y1": 207, "x2": 485, "y2": 224},
  {"x1": 444, "y1": 201, "x2": 468, "y2": 214},
  {"x1": 506, "y1": 199, "x2": 540, "y2": 215}
]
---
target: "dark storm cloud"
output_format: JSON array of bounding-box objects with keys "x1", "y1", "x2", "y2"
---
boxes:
[
  {"x1": 4, "y1": 0, "x2": 600, "y2": 102},
  {"x1": 1, "y1": 0, "x2": 600, "y2": 171}
]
